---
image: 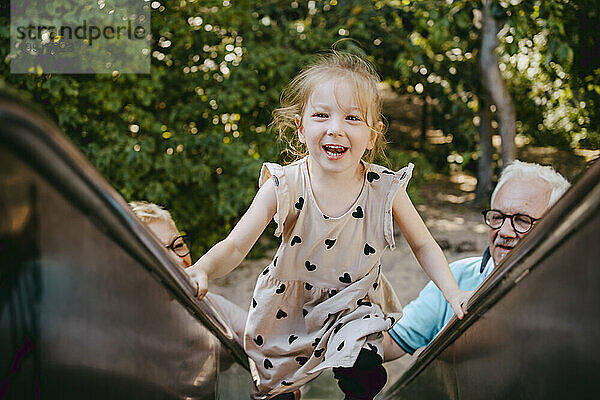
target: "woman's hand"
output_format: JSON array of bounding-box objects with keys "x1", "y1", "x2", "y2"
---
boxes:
[
  {"x1": 446, "y1": 289, "x2": 474, "y2": 319},
  {"x1": 187, "y1": 266, "x2": 209, "y2": 301}
]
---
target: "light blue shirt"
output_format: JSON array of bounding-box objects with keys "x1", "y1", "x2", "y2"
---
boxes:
[{"x1": 388, "y1": 250, "x2": 494, "y2": 354}]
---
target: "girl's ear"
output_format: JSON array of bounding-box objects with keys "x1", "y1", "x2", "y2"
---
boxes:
[
  {"x1": 295, "y1": 114, "x2": 305, "y2": 143},
  {"x1": 366, "y1": 121, "x2": 383, "y2": 150}
]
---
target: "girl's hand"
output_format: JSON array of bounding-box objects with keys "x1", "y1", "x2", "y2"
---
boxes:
[
  {"x1": 446, "y1": 290, "x2": 474, "y2": 319},
  {"x1": 182, "y1": 177, "x2": 277, "y2": 301},
  {"x1": 187, "y1": 267, "x2": 209, "y2": 301}
]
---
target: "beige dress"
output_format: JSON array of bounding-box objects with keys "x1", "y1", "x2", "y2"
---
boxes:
[{"x1": 245, "y1": 157, "x2": 413, "y2": 399}]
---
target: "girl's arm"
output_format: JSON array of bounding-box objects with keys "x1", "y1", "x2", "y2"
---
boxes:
[
  {"x1": 392, "y1": 189, "x2": 472, "y2": 319},
  {"x1": 187, "y1": 178, "x2": 278, "y2": 300}
]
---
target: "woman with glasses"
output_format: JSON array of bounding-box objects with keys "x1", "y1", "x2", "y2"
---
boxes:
[
  {"x1": 129, "y1": 201, "x2": 246, "y2": 346},
  {"x1": 130, "y1": 201, "x2": 303, "y2": 399},
  {"x1": 130, "y1": 201, "x2": 193, "y2": 268}
]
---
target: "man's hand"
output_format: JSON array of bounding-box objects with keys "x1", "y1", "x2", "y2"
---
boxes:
[
  {"x1": 446, "y1": 290, "x2": 474, "y2": 319},
  {"x1": 382, "y1": 332, "x2": 407, "y2": 362}
]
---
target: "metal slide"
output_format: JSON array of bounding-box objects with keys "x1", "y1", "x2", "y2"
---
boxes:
[
  {"x1": 382, "y1": 159, "x2": 600, "y2": 398},
  {"x1": 0, "y1": 93, "x2": 251, "y2": 399},
  {"x1": 2, "y1": 91, "x2": 598, "y2": 400}
]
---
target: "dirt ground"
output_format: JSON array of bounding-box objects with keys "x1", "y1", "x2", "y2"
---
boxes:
[{"x1": 211, "y1": 172, "x2": 490, "y2": 398}]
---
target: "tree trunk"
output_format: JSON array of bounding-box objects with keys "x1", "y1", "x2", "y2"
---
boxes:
[
  {"x1": 480, "y1": 0, "x2": 516, "y2": 167},
  {"x1": 476, "y1": 96, "x2": 494, "y2": 205}
]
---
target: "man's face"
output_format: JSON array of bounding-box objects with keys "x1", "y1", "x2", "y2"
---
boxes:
[{"x1": 489, "y1": 178, "x2": 551, "y2": 265}]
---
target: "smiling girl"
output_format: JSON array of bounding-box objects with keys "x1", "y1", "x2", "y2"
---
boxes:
[{"x1": 186, "y1": 51, "x2": 470, "y2": 400}]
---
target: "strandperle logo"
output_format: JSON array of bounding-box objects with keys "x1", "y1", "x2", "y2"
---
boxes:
[
  {"x1": 15, "y1": 20, "x2": 148, "y2": 46},
  {"x1": 10, "y1": 0, "x2": 150, "y2": 74}
]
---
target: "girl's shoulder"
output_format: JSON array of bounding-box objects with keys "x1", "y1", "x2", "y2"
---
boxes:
[
  {"x1": 281, "y1": 157, "x2": 306, "y2": 173},
  {"x1": 258, "y1": 157, "x2": 307, "y2": 238},
  {"x1": 259, "y1": 157, "x2": 306, "y2": 188},
  {"x1": 363, "y1": 162, "x2": 415, "y2": 214},
  {"x1": 364, "y1": 161, "x2": 414, "y2": 185}
]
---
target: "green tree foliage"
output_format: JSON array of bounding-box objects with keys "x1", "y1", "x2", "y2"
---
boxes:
[
  {"x1": 366, "y1": 0, "x2": 484, "y2": 170},
  {"x1": 497, "y1": 0, "x2": 599, "y2": 149},
  {"x1": 368, "y1": 0, "x2": 598, "y2": 168},
  {"x1": 1, "y1": 0, "x2": 288, "y2": 253},
  {"x1": 0, "y1": 0, "x2": 596, "y2": 253}
]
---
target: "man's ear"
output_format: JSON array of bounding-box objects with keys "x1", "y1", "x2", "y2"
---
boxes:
[
  {"x1": 366, "y1": 121, "x2": 383, "y2": 150},
  {"x1": 295, "y1": 114, "x2": 305, "y2": 143}
]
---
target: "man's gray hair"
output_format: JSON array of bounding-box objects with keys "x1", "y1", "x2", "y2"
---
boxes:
[{"x1": 491, "y1": 160, "x2": 571, "y2": 208}]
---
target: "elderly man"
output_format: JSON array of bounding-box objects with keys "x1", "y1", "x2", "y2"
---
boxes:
[{"x1": 383, "y1": 160, "x2": 571, "y2": 360}]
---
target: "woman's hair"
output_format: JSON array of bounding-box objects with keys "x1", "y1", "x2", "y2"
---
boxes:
[
  {"x1": 272, "y1": 50, "x2": 387, "y2": 163},
  {"x1": 129, "y1": 201, "x2": 178, "y2": 229},
  {"x1": 491, "y1": 160, "x2": 571, "y2": 208}
]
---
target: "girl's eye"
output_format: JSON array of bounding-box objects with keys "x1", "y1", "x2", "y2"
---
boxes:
[
  {"x1": 346, "y1": 115, "x2": 361, "y2": 121},
  {"x1": 312, "y1": 112, "x2": 328, "y2": 118}
]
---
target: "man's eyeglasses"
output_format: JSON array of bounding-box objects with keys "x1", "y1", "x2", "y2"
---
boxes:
[
  {"x1": 165, "y1": 234, "x2": 190, "y2": 258},
  {"x1": 482, "y1": 209, "x2": 539, "y2": 234}
]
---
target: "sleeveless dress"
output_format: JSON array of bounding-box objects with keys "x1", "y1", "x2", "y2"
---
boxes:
[{"x1": 245, "y1": 156, "x2": 413, "y2": 399}]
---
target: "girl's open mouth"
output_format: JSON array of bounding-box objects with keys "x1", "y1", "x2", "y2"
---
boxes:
[{"x1": 322, "y1": 144, "x2": 348, "y2": 160}]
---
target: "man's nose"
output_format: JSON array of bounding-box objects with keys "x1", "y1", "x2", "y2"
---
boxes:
[{"x1": 497, "y1": 216, "x2": 517, "y2": 237}]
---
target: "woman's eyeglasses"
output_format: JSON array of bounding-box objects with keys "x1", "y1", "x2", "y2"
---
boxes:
[
  {"x1": 482, "y1": 209, "x2": 539, "y2": 234},
  {"x1": 165, "y1": 234, "x2": 190, "y2": 258}
]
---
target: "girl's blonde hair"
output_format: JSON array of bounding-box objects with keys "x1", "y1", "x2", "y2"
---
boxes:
[{"x1": 272, "y1": 50, "x2": 387, "y2": 163}]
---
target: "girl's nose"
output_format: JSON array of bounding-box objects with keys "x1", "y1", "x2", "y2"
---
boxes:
[{"x1": 326, "y1": 127, "x2": 344, "y2": 137}]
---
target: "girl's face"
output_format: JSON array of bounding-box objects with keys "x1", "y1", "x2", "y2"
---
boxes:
[{"x1": 295, "y1": 79, "x2": 380, "y2": 176}]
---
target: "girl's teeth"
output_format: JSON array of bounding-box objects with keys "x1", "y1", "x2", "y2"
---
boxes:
[
  {"x1": 323, "y1": 145, "x2": 347, "y2": 159},
  {"x1": 323, "y1": 145, "x2": 346, "y2": 153}
]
